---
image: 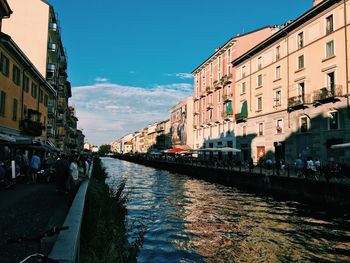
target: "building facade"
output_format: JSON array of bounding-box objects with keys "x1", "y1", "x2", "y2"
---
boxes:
[
  {"x1": 2, "y1": 0, "x2": 74, "y2": 152},
  {"x1": 232, "y1": 0, "x2": 350, "y2": 165},
  {"x1": 192, "y1": 27, "x2": 278, "y2": 152}
]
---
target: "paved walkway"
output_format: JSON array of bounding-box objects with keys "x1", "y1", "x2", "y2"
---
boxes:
[{"x1": 0, "y1": 183, "x2": 69, "y2": 263}]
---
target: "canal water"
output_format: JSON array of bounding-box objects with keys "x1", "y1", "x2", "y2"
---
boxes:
[{"x1": 103, "y1": 157, "x2": 350, "y2": 262}]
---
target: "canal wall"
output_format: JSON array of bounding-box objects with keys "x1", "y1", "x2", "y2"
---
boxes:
[{"x1": 116, "y1": 156, "x2": 350, "y2": 210}]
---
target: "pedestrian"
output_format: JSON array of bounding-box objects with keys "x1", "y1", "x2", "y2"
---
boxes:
[
  {"x1": 54, "y1": 154, "x2": 70, "y2": 195},
  {"x1": 295, "y1": 155, "x2": 304, "y2": 178},
  {"x1": 68, "y1": 156, "x2": 79, "y2": 205},
  {"x1": 30, "y1": 151, "x2": 41, "y2": 183},
  {"x1": 306, "y1": 156, "x2": 314, "y2": 179},
  {"x1": 249, "y1": 157, "x2": 254, "y2": 172},
  {"x1": 275, "y1": 158, "x2": 281, "y2": 176}
]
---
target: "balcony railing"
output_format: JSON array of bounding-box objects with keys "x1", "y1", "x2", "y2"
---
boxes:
[
  {"x1": 49, "y1": 22, "x2": 57, "y2": 32},
  {"x1": 194, "y1": 110, "x2": 199, "y2": 115},
  {"x1": 222, "y1": 93, "x2": 232, "y2": 102},
  {"x1": 20, "y1": 119, "x2": 43, "y2": 136},
  {"x1": 206, "y1": 86, "x2": 214, "y2": 94},
  {"x1": 206, "y1": 103, "x2": 214, "y2": 109},
  {"x1": 235, "y1": 112, "x2": 248, "y2": 123},
  {"x1": 213, "y1": 80, "x2": 222, "y2": 90},
  {"x1": 222, "y1": 111, "x2": 233, "y2": 120},
  {"x1": 287, "y1": 94, "x2": 310, "y2": 112},
  {"x1": 193, "y1": 124, "x2": 199, "y2": 129},
  {"x1": 200, "y1": 90, "x2": 206, "y2": 98},
  {"x1": 221, "y1": 74, "x2": 232, "y2": 85},
  {"x1": 313, "y1": 85, "x2": 343, "y2": 105},
  {"x1": 47, "y1": 63, "x2": 56, "y2": 73},
  {"x1": 48, "y1": 43, "x2": 57, "y2": 52}
]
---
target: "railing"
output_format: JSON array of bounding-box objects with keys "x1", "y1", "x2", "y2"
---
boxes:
[
  {"x1": 48, "y1": 43, "x2": 57, "y2": 52},
  {"x1": 313, "y1": 85, "x2": 343, "y2": 103},
  {"x1": 214, "y1": 80, "x2": 222, "y2": 90},
  {"x1": 221, "y1": 74, "x2": 232, "y2": 85},
  {"x1": 206, "y1": 86, "x2": 214, "y2": 94},
  {"x1": 49, "y1": 22, "x2": 57, "y2": 32},
  {"x1": 200, "y1": 91, "x2": 206, "y2": 98},
  {"x1": 235, "y1": 112, "x2": 247, "y2": 122},
  {"x1": 206, "y1": 103, "x2": 214, "y2": 109},
  {"x1": 222, "y1": 93, "x2": 232, "y2": 102},
  {"x1": 20, "y1": 119, "x2": 43, "y2": 136},
  {"x1": 47, "y1": 63, "x2": 56, "y2": 73},
  {"x1": 222, "y1": 111, "x2": 233, "y2": 120}
]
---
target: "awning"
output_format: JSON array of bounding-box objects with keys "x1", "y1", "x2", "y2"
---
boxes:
[
  {"x1": 164, "y1": 148, "x2": 188, "y2": 153},
  {"x1": 241, "y1": 101, "x2": 248, "y2": 118},
  {"x1": 0, "y1": 133, "x2": 16, "y2": 142},
  {"x1": 330, "y1": 143, "x2": 350, "y2": 149},
  {"x1": 197, "y1": 147, "x2": 241, "y2": 153}
]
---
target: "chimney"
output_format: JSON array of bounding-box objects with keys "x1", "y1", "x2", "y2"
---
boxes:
[{"x1": 313, "y1": 0, "x2": 326, "y2": 6}]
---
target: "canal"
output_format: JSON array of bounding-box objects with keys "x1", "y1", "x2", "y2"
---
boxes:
[{"x1": 103, "y1": 157, "x2": 350, "y2": 262}]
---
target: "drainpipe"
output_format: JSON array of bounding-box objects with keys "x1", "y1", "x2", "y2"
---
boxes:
[{"x1": 344, "y1": 0, "x2": 350, "y2": 118}]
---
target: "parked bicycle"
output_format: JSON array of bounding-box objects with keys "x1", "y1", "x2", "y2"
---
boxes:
[{"x1": 7, "y1": 226, "x2": 68, "y2": 263}]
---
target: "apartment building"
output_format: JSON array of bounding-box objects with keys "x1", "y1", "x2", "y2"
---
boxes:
[
  {"x1": 232, "y1": 0, "x2": 350, "y2": 165},
  {"x1": 192, "y1": 27, "x2": 278, "y2": 151},
  {"x1": 111, "y1": 139, "x2": 121, "y2": 153},
  {"x1": 0, "y1": 32, "x2": 56, "y2": 143},
  {"x1": 170, "y1": 97, "x2": 194, "y2": 149},
  {"x1": 155, "y1": 119, "x2": 171, "y2": 150},
  {"x1": 2, "y1": 0, "x2": 73, "y2": 152}
]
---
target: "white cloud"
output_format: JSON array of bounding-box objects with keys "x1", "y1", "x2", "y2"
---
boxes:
[
  {"x1": 94, "y1": 77, "x2": 109, "y2": 83},
  {"x1": 70, "y1": 82, "x2": 193, "y2": 146},
  {"x1": 165, "y1": 72, "x2": 193, "y2": 79}
]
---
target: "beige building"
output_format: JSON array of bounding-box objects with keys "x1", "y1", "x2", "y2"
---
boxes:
[
  {"x1": 232, "y1": 0, "x2": 350, "y2": 165},
  {"x1": 170, "y1": 97, "x2": 194, "y2": 149},
  {"x1": 111, "y1": 139, "x2": 121, "y2": 153},
  {"x1": 155, "y1": 119, "x2": 171, "y2": 150}
]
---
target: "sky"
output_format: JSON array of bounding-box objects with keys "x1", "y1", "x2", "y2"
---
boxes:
[{"x1": 47, "y1": 0, "x2": 313, "y2": 146}]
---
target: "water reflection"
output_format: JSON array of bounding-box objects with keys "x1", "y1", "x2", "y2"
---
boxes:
[{"x1": 103, "y1": 158, "x2": 350, "y2": 262}]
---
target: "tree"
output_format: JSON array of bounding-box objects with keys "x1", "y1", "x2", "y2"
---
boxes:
[{"x1": 99, "y1": 144, "x2": 111, "y2": 155}]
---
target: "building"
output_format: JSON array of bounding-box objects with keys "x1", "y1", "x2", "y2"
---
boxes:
[
  {"x1": 111, "y1": 139, "x2": 121, "y2": 153},
  {"x1": 192, "y1": 27, "x2": 278, "y2": 152},
  {"x1": 155, "y1": 119, "x2": 171, "y2": 151},
  {"x1": 0, "y1": 32, "x2": 56, "y2": 144},
  {"x1": 2, "y1": 0, "x2": 73, "y2": 152},
  {"x1": 121, "y1": 133, "x2": 133, "y2": 153},
  {"x1": 0, "y1": 0, "x2": 11, "y2": 31},
  {"x1": 170, "y1": 97, "x2": 194, "y2": 150},
  {"x1": 232, "y1": 0, "x2": 350, "y2": 165}
]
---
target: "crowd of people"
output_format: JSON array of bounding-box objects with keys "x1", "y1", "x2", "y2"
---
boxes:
[{"x1": 0, "y1": 148, "x2": 91, "y2": 199}]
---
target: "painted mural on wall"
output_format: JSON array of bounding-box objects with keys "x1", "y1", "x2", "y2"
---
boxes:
[{"x1": 171, "y1": 105, "x2": 187, "y2": 146}]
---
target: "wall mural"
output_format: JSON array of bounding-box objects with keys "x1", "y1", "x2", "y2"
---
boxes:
[{"x1": 171, "y1": 105, "x2": 187, "y2": 146}]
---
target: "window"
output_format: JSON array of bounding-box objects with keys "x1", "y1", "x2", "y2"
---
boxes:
[
  {"x1": 257, "y1": 56, "x2": 262, "y2": 70},
  {"x1": 218, "y1": 55, "x2": 222, "y2": 79},
  {"x1": 243, "y1": 126, "x2": 247, "y2": 137},
  {"x1": 275, "y1": 90, "x2": 281, "y2": 106},
  {"x1": 242, "y1": 66, "x2": 246, "y2": 78},
  {"x1": 275, "y1": 66, "x2": 281, "y2": 80},
  {"x1": 326, "y1": 40, "x2": 334, "y2": 58},
  {"x1": 0, "y1": 54, "x2": 9, "y2": 76},
  {"x1": 210, "y1": 63, "x2": 213, "y2": 85},
  {"x1": 300, "y1": 116, "x2": 308, "y2": 133},
  {"x1": 276, "y1": 119, "x2": 283, "y2": 134},
  {"x1": 23, "y1": 75, "x2": 29, "y2": 92},
  {"x1": 39, "y1": 89, "x2": 44, "y2": 103},
  {"x1": 256, "y1": 96, "x2": 263, "y2": 111},
  {"x1": 298, "y1": 55, "x2": 304, "y2": 70},
  {"x1": 329, "y1": 111, "x2": 339, "y2": 130},
  {"x1": 327, "y1": 72, "x2": 335, "y2": 94},
  {"x1": 0, "y1": 91, "x2": 5, "y2": 117},
  {"x1": 12, "y1": 65, "x2": 21, "y2": 85},
  {"x1": 257, "y1": 74, "x2": 262, "y2": 87},
  {"x1": 218, "y1": 90, "x2": 221, "y2": 103},
  {"x1": 31, "y1": 83, "x2": 37, "y2": 98},
  {"x1": 276, "y1": 46, "x2": 281, "y2": 60},
  {"x1": 326, "y1": 15, "x2": 334, "y2": 34},
  {"x1": 12, "y1": 98, "x2": 17, "y2": 121},
  {"x1": 258, "y1": 122, "x2": 264, "y2": 136},
  {"x1": 241, "y1": 82, "x2": 246, "y2": 94},
  {"x1": 227, "y1": 49, "x2": 231, "y2": 75},
  {"x1": 23, "y1": 104, "x2": 27, "y2": 118},
  {"x1": 297, "y1": 32, "x2": 304, "y2": 49},
  {"x1": 298, "y1": 82, "x2": 305, "y2": 102}
]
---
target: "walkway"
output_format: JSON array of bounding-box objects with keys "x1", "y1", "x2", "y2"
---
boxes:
[{"x1": 0, "y1": 183, "x2": 69, "y2": 263}]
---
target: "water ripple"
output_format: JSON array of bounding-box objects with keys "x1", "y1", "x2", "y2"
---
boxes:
[{"x1": 103, "y1": 158, "x2": 350, "y2": 262}]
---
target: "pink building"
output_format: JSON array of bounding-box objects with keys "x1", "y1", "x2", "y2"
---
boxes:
[{"x1": 192, "y1": 26, "x2": 278, "y2": 152}]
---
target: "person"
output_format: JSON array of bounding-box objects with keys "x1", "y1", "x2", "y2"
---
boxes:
[
  {"x1": 77, "y1": 158, "x2": 85, "y2": 183},
  {"x1": 275, "y1": 158, "x2": 281, "y2": 176},
  {"x1": 295, "y1": 155, "x2": 304, "y2": 178},
  {"x1": 30, "y1": 151, "x2": 41, "y2": 183},
  {"x1": 20, "y1": 150, "x2": 30, "y2": 182},
  {"x1": 68, "y1": 156, "x2": 79, "y2": 205},
  {"x1": 54, "y1": 154, "x2": 70, "y2": 195},
  {"x1": 314, "y1": 158, "x2": 321, "y2": 175},
  {"x1": 248, "y1": 157, "x2": 254, "y2": 172},
  {"x1": 0, "y1": 160, "x2": 6, "y2": 181},
  {"x1": 265, "y1": 158, "x2": 273, "y2": 170},
  {"x1": 306, "y1": 156, "x2": 314, "y2": 179}
]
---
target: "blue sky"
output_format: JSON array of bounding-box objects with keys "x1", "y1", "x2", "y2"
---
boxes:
[{"x1": 48, "y1": 0, "x2": 312, "y2": 146}]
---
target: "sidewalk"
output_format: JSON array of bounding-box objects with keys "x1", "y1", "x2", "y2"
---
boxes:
[{"x1": 0, "y1": 183, "x2": 69, "y2": 263}]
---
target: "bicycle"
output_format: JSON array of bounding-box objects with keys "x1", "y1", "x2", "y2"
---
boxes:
[{"x1": 7, "y1": 226, "x2": 69, "y2": 263}]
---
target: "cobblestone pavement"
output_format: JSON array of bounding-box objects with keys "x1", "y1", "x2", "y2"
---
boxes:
[{"x1": 0, "y1": 183, "x2": 69, "y2": 263}]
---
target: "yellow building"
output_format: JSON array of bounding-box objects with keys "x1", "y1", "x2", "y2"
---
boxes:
[
  {"x1": 0, "y1": 32, "x2": 56, "y2": 143},
  {"x1": 232, "y1": 0, "x2": 350, "y2": 165}
]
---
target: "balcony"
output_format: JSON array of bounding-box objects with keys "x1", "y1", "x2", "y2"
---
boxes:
[
  {"x1": 213, "y1": 80, "x2": 222, "y2": 90},
  {"x1": 194, "y1": 96, "x2": 200, "y2": 101},
  {"x1": 222, "y1": 93, "x2": 232, "y2": 102},
  {"x1": 20, "y1": 119, "x2": 43, "y2": 137},
  {"x1": 206, "y1": 103, "x2": 214, "y2": 110},
  {"x1": 47, "y1": 63, "x2": 56, "y2": 73},
  {"x1": 48, "y1": 42, "x2": 57, "y2": 52},
  {"x1": 235, "y1": 113, "x2": 247, "y2": 123},
  {"x1": 287, "y1": 94, "x2": 310, "y2": 112},
  {"x1": 313, "y1": 85, "x2": 343, "y2": 106},
  {"x1": 193, "y1": 124, "x2": 199, "y2": 129},
  {"x1": 49, "y1": 22, "x2": 57, "y2": 32},
  {"x1": 221, "y1": 74, "x2": 232, "y2": 86},
  {"x1": 200, "y1": 90, "x2": 206, "y2": 98},
  {"x1": 194, "y1": 110, "x2": 199, "y2": 115},
  {"x1": 222, "y1": 111, "x2": 233, "y2": 121},
  {"x1": 59, "y1": 68, "x2": 68, "y2": 78},
  {"x1": 206, "y1": 86, "x2": 214, "y2": 94}
]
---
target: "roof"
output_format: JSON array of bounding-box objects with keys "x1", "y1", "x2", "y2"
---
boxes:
[
  {"x1": 191, "y1": 26, "x2": 273, "y2": 74},
  {"x1": 232, "y1": 0, "x2": 341, "y2": 66}
]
